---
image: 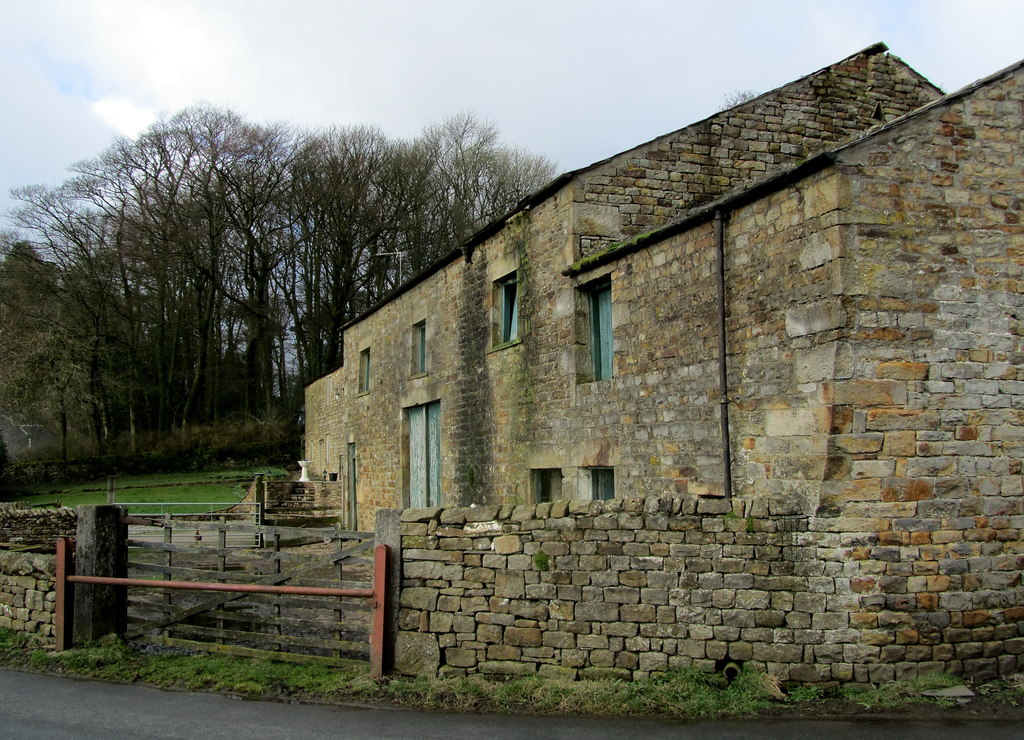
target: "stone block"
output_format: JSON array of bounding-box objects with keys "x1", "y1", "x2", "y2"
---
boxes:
[
  {"x1": 399, "y1": 588, "x2": 439, "y2": 611},
  {"x1": 876, "y1": 361, "x2": 930, "y2": 380},
  {"x1": 603, "y1": 587, "x2": 640, "y2": 604},
  {"x1": 401, "y1": 507, "x2": 443, "y2": 523},
  {"x1": 831, "y1": 380, "x2": 907, "y2": 407},
  {"x1": 866, "y1": 409, "x2": 940, "y2": 431},
  {"x1": 794, "y1": 343, "x2": 837, "y2": 384},
  {"x1": 465, "y1": 506, "x2": 502, "y2": 523},
  {"x1": 494, "y1": 572, "x2": 525, "y2": 599},
  {"x1": 786, "y1": 299, "x2": 844, "y2": 337},
  {"x1": 504, "y1": 627, "x2": 543, "y2": 647},
  {"x1": 576, "y1": 602, "x2": 619, "y2": 622},
  {"x1": 478, "y1": 660, "x2": 536, "y2": 676},
  {"x1": 765, "y1": 407, "x2": 823, "y2": 437},
  {"x1": 444, "y1": 647, "x2": 478, "y2": 668},
  {"x1": 834, "y1": 434, "x2": 884, "y2": 454},
  {"x1": 394, "y1": 631, "x2": 440, "y2": 676},
  {"x1": 492, "y1": 535, "x2": 521, "y2": 554}
]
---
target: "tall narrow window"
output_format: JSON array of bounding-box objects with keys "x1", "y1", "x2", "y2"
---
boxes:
[
  {"x1": 413, "y1": 320, "x2": 427, "y2": 375},
  {"x1": 532, "y1": 469, "x2": 563, "y2": 503},
  {"x1": 358, "y1": 348, "x2": 371, "y2": 393},
  {"x1": 347, "y1": 443, "x2": 358, "y2": 530},
  {"x1": 498, "y1": 272, "x2": 519, "y2": 343},
  {"x1": 588, "y1": 278, "x2": 612, "y2": 380},
  {"x1": 590, "y1": 467, "x2": 615, "y2": 501}
]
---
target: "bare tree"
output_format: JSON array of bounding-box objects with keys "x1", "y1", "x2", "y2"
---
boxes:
[{"x1": 3, "y1": 105, "x2": 557, "y2": 452}]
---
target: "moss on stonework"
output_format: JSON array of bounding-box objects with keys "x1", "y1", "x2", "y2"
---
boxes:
[
  {"x1": 505, "y1": 213, "x2": 537, "y2": 450},
  {"x1": 569, "y1": 227, "x2": 663, "y2": 274}
]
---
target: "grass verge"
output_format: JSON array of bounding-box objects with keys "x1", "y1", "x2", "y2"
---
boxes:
[
  {"x1": 1, "y1": 630, "x2": 1020, "y2": 719},
  {"x1": 0, "y1": 631, "x2": 773, "y2": 718},
  {"x1": 5, "y1": 467, "x2": 287, "y2": 511}
]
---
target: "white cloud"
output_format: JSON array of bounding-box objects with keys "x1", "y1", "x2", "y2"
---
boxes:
[
  {"x1": 91, "y1": 97, "x2": 157, "y2": 138},
  {"x1": 1, "y1": 0, "x2": 1022, "y2": 219}
]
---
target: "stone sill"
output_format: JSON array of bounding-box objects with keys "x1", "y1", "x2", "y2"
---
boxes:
[{"x1": 488, "y1": 338, "x2": 522, "y2": 354}]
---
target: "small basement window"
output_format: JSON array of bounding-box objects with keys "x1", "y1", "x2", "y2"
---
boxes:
[
  {"x1": 589, "y1": 467, "x2": 615, "y2": 501},
  {"x1": 532, "y1": 468, "x2": 563, "y2": 504}
]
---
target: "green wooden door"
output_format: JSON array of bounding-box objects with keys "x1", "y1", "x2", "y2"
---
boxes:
[{"x1": 409, "y1": 401, "x2": 441, "y2": 507}]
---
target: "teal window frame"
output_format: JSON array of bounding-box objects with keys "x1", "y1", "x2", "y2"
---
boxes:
[
  {"x1": 358, "y1": 347, "x2": 371, "y2": 393},
  {"x1": 498, "y1": 272, "x2": 519, "y2": 343},
  {"x1": 531, "y1": 468, "x2": 563, "y2": 504},
  {"x1": 590, "y1": 467, "x2": 615, "y2": 501},
  {"x1": 413, "y1": 320, "x2": 427, "y2": 375},
  {"x1": 588, "y1": 278, "x2": 612, "y2": 380}
]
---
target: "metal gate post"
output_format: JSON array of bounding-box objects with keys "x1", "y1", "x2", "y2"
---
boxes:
[
  {"x1": 54, "y1": 537, "x2": 75, "y2": 651},
  {"x1": 369, "y1": 543, "x2": 389, "y2": 679}
]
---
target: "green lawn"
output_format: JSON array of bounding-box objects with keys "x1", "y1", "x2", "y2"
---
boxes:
[{"x1": 7, "y1": 467, "x2": 288, "y2": 513}]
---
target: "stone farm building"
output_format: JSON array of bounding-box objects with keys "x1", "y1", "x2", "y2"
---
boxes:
[
  {"x1": 303, "y1": 44, "x2": 1024, "y2": 682},
  {"x1": 304, "y1": 40, "x2": 1024, "y2": 524}
]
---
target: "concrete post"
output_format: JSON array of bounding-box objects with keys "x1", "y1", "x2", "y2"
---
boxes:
[
  {"x1": 374, "y1": 508, "x2": 402, "y2": 673},
  {"x1": 73, "y1": 505, "x2": 127, "y2": 643}
]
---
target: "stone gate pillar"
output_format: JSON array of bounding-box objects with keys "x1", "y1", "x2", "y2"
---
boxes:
[{"x1": 73, "y1": 505, "x2": 127, "y2": 643}]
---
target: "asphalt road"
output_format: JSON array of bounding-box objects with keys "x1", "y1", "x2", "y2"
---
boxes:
[{"x1": 1, "y1": 669, "x2": 1021, "y2": 739}]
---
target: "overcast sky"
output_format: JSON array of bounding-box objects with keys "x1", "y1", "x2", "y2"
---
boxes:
[{"x1": 2, "y1": 0, "x2": 1023, "y2": 223}]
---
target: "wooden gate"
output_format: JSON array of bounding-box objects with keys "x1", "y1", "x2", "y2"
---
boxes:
[{"x1": 122, "y1": 516, "x2": 378, "y2": 666}]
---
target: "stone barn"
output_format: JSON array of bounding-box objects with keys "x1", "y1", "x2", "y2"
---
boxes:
[{"x1": 303, "y1": 44, "x2": 1024, "y2": 682}]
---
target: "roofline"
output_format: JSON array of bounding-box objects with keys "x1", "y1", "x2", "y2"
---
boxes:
[
  {"x1": 308, "y1": 42, "x2": 947, "y2": 385},
  {"x1": 565, "y1": 53, "x2": 1024, "y2": 277},
  {"x1": 563, "y1": 153, "x2": 838, "y2": 276},
  {"x1": 336, "y1": 42, "x2": 914, "y2": 328}
]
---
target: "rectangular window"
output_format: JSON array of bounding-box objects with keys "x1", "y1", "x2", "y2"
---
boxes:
[
  {"x1": 346, "y1": 443, "x2": 358, "y2": 530},
  {"x1": 589, "y1": 278, "x2": 612, "y2": 380},
  {"x1": 532, "y1": 468, "x2": 563, "y2": 504},
  {"x1": 358, "y1": 347, "x2": 371, "y2": 393},
  {"x1": 413, "y1": 320, "x2": 427, "y2": 375},
  {"x1": 590, "y1": 467, "x2": 615, "y2": 501},
  {"x1": 498, "y1": 272, "x2": 519, "y2": 343},
  {"x1": 324, "y1": 435, "x2": 332, "y2": 478}
]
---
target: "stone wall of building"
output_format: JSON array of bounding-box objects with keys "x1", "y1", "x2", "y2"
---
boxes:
[
  {"x1": 0, "y1": 550, "x2": 57, "y2": 638},
  {"x1": 306, "y1": 56, "x2": 1023, "y2": 593},
  {"x1": 573, "y1": 45, "x2": 940, "y2": 254},
  {"x1": 0, "y1": 506, "x2": 77, "y2": 551},
  {"x1": 395, "y1": 498, "x2": 1024, "y2": 683},
  {"x1": 305, "y1": 191, "x2": 577, "y2": 527}
]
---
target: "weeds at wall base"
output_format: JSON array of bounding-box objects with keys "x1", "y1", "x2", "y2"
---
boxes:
[{"x1": 0, "y1": 630, "x2": 1021, "y2": 719}]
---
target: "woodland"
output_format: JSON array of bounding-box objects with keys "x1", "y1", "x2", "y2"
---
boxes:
[{"x1": 0, "y1": 106, "x2": 555, "y2": 460}]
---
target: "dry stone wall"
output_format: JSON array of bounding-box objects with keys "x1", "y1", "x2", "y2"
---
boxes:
[
  {"x1": 0, "y1": 550, "x2": 56, "y2": 638},
  {"x1": 396, "y1": 497, "x2": 1024, "y2": 683},
  {"x1": 0, "y1": 506, "x2": 77, "y2": 550}
]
